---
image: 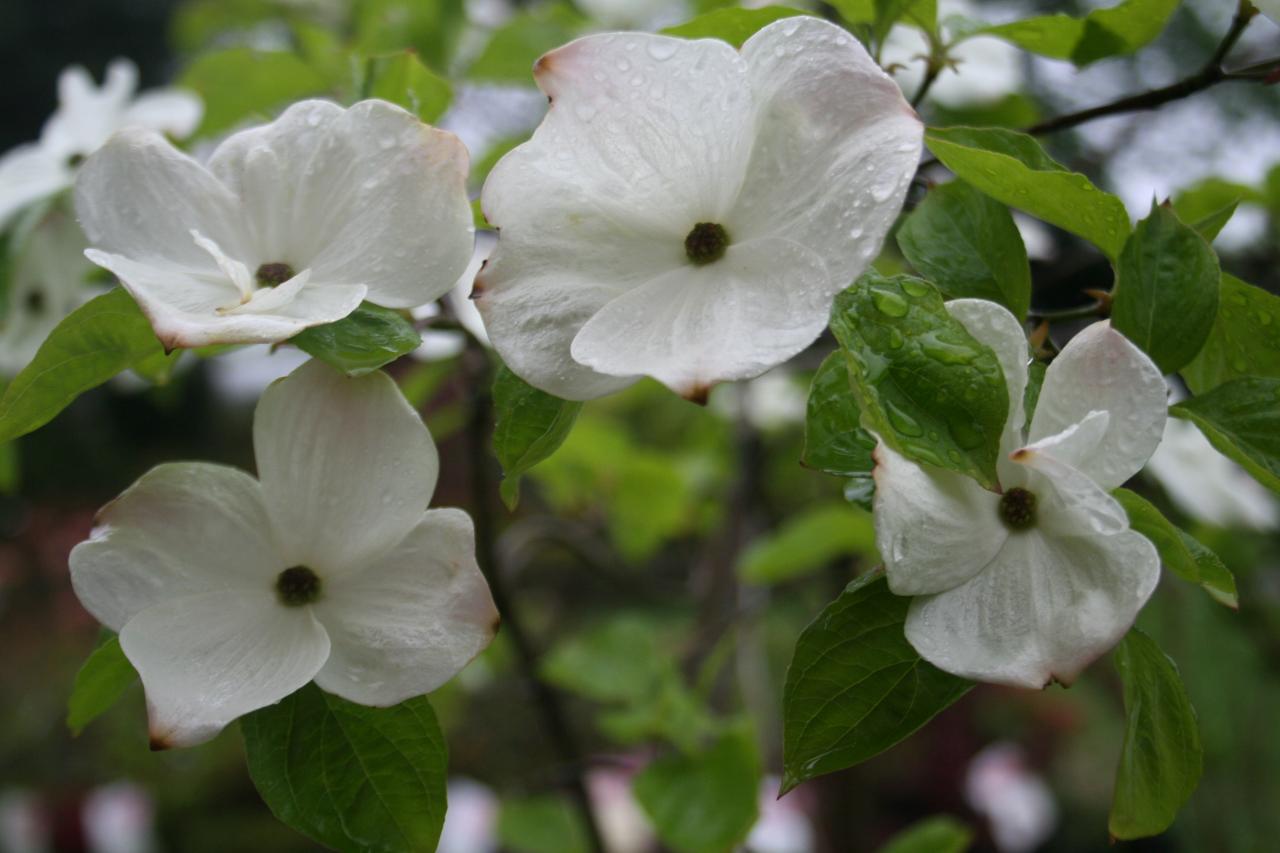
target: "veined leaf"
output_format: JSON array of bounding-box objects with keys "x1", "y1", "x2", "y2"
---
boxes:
[{"x1": 1171, "y1": 379, "x2": 1280, "y2": 494}]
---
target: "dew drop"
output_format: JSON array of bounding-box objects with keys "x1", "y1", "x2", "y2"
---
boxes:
[
  {"x1": 885, "y1": 401, "x2": 924, "y2": 437},
  {"x1": 871, "y1": 288, "x2": 909, "y2": 318},
  {"x1": 647, "y1": 40, "x2": 678, "y2": 61}
]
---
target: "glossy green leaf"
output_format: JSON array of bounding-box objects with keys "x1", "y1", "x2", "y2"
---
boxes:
[
  {"x1": 1111, "y1": 203, "x2": 1220, "y2": 373},
  {"x1": 738, "y1": 504, "x2": 878, "y2": 585},
  {"x1": 66, "y1": 635, "x2": 137, "y2": 736},
  {"x1": 492, "y1": 364, "x2": 583, "y2": 509},
  {"x1": 633, "y1": 727, "x2": 761, "y2": 853},
  {"x1": 1171, "y1": 379, "x2": 1280, "y2": 494},
  {"x1": 1113, "y1": 489, "x2": 1237, "y2": 609},
  {"x1": 467, "y1": 4, "x2": 585, "y2": 84},
  {"x1": 497, "y1": 796, "x2": 589, "y2": 853},
  {"x1": 290, "y1": 303, "x2": 420, "y2": 376},
  {"x1": 1109, "y1": 629, "x2": 1203, "y2": 840},
  {"x1": 181, "y1": 49, "x2": 329, "y2": 136},
  {"x1": 896, "y1": 179, "x2": 1032, "y2": 320},
  {"x1": 661, "y1": 6, "x2": 807, "y2": 47},
  {"x1": 782, "y1": 572, "x2": 972, "y2": 793},
  {"x1": 830, "y1": 273, "x2": 1009, "y2": 489},
  {"x1": 878, "y1": 815, "x2": 973, "y2": 853},
  {"x1": 367, "y1": 51, "x2": 453, "y2": 123},
  {"x1": 0, "y1": 289, "x2": 170, "y2": 443},
  {"x1": 1181, "y1": 274, "x2": 1280, "y2": 394},
  {"x1": 981, "y1": 0, "x2": 1179, "y2": 66},
  {"x1": 241, "y1": 684, "x2": 448, "y2": 853},
  {"x1": 925, "y1": 127, "x2": 1131, "y2": 258},
  {"x1": 801, "y1": 351, "x2": 876, "y2": 478}
]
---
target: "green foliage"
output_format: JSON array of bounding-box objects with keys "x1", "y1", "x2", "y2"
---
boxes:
[
  {"x1": 980, "y1": 0, "x2": 1179, "y2": 66},
  {"x1": 0, "y1": 441, "x2": 16, "y2": 494},
  {"x1": 1173, "y1": 178, "x2": 1260, "y2": 242},
  {"x1": 1171, "y1": 379, "x2": 1280, "y2": 494},
  {"x1": 877, "y1": 815, "x2": 973, "y2": 853},
  {"x1": 1110, "y1": 629, "x2": 1203, "y2": 840},
  {"x1": 738, "y1": 503, "x2": 878, "y2": 585},
  {"x1": 289, "y1": 303, "x2": 421, "y2": 376},
  {"x1": 924, "y1": 127, "x2": 1131, "y2": 258},
  {"x1": 782, "y1": 572, "x2": 972, "y2": 793},
  {"x1": 0, "y1": 289, "x2": 175, "y2": 444},
  {"x1": 497, "y1": 796, "x2": 589, "y2": 853},
  {"x1": 366, "y1": 51, "x2": 453, "y2": 123},
  {"x1": 801, "y1": 351, "x2": 876, "y2": 483},
  {"x1": 66, "y1": 635, "x2": 137, "y2": 736},
  {"x1": 241, "y1": 684, "x2": 448, "y2": 853},
  {"x1": 830, "y1": 273, "x2": 1009, "y2": 489},
  {"x1": 354, "y1": 0, "x2": 468, "y2": 71},
  {"x1": 181, "y1": 49, "x2": 330, "y2": 136},
  {"x1": 1113, "y1": 489, "x2": 1237, "y2": 609},
  {"x1": 491, "y1": 364, "x2": 583, "y2": 509},
  {"x1": 831, "y1": 0, "x2": 937, "y2": 41},
  {"x1": 896, "y1": 179, "x2": 1032, "y2": 320},
  {"x1": 633, "y1": 726, "x2": 761, "y2": 853},
  {"x1": 1181, "y1": 274, "x2": 1280, "y2": 394},
  {"x1": 1111, "y1": 203, "x2": 1221, "y2": 373},
  {"x1": 661, "y1": 6, "x2": 808, "y2": 47},
  {"x1": 467, "y1": 4, "x2": 586, "y2": 84}
]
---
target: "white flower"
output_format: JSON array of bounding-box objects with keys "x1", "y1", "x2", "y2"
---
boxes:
[
  {"x1": 411, "y1": 230, "x2": 495, "y2": 361},
  {"x1": 0, "y1": 59, "x2": 201, "y2": 230},
  {"x1": 74, "y1": 99, "x2": 474, "y2": 349},
  {"x1": 874, "y1": 301, "x2": 1167, "y2": 688},
  {"x1": 69, "y1": 360, "x2": 498, "y2": 748},
  {"x1": 964, "y1": 743, "x2": 1056, "y2": 853},
  {"x1": 476, "y1": 17, "x2": 923, "y2": 401}
]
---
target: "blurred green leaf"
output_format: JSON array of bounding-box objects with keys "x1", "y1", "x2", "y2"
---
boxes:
[
  {"x1": 367, "y1": 51, "x2": 453, "y2": 123},
  {"x1": 181, "y1": 49, "x2": 330, "y2": 136},
  {"x1": 1109, "y1": 629, "x2": 1203, "y2": 839},
  {"x1": 801, "y1": 351, "x2": 876, "y2": 478},
  {"x1": 497, "y1": 796, "x2": 588, "y2": 853},
  {"x1": 1181, "y1": 274, "x2": 1280, "y2": 394},
  {"x1": 661, "y1": 6, "x2": 808, "y2": 47},
  {"x1": 355, "y1": 0, "x2": 468, "y2": 70},
  {"x1": 492, "y1": 364, "x2": 583, "y2": 509},
  {"x1": 1171, "y1": 379, "x2": 1280, "y2": 494},
  {"x1": 782, "y1": 572, "x2": 971, "y2": 793},
  {"x1": 738, "y1": 503, "x2": 878, "y2": 585},
  {"x1": 0, "y1": 289, "x2": 170, "y2": 443},
  {"x1": 896, "y1": 179, "x2": 1031, "y2": 320},
  {"x1": 242, "y1": 684, "x2": 447, "y2": 853},
  {"x1": 924, "y1": 127, "x2": 1131, "y2": 258},
  {"x1": 634, "y1": 727, "x2": 761, "y2": 853},
  {"x1": 831, "y1": 0, "x2": 935, "y2": 39},
  {"x1": 1113, "y1": 489, "x2": 1237, "y2": 609},
  {"x1": 66, "y1": 635, "x2": 137, "y2": 736},
  {"x1": 290, "y1": 303, "x2": 420, "y2": 376},
  {"x1": 1111, "y1": 203, "x2": 1220, "y2": 374},
  {"x1": 1172, "y1": 178, "x2": 1260, "y2": 242},
  {"x1": 981, "y1": 0, "x2": 1179, "y2": 66},
  {"x1": 468, "y1": 4, "x2": 586, "y2": 84},
  {"x1": 830, "y1": 273, "x2": 1009, "y2": 489},
  {"x1": 542, "y1": 616, "x2": 667, "y2": 704},
  {"x1": 877, "y1": 815, "x2": 973, "y2": 853}
]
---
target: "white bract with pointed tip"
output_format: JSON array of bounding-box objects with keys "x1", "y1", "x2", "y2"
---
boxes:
[
  {"x1": 476, "y1": 17, "x2": 923, "y2": 401},
  {"x1": 69, "y1": 360, "x2": 498, "y2": 748},
  {"x1": 74, "y1": 99, "x2": 474, "y2": 349},
  {"x1": 0, "y1": 59, "x2": 202, "y2": 230},
  {"x1": 873, "y1": 301, "x2": 1167, "y2": 688}
]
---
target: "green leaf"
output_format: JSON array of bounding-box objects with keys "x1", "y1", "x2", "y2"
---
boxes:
[
  {"x1": 1172, "y1": 178, "x2": 1260, "y2": 242},
  {"x1": 1181, "y1": 274, "x2": 1280, "y2": 394},
  {"x1": 366, "y1": 51, "x2": 453, "y2": 123},
  {"x1": 1023, "y1": 359, "x2": 1047, "y2": 428},
  {"x1": 924, "y1": 127, "x2": 1131, "y2": 258},
  {"x1": 1171, "y1": 379, "x2": 1280, "y2": 494},
  {"x1": 0, "y1": 441, "x2": 18, "y2": 494},
  {"x1": 980, "y1": 0, "x2": 1179, "y2": 66},
  {"x1": 1109, "y1": 629, "x2": 1203, "y2": 840},
  {"x1": 492, "y1": 364, "x2": 583, "y2": 509},
  {"x1": 497, "y1": 796, "x2": 588, "y2": 853},
  {"x1": 782, "y1": 572, "x2": 972, "y2": 793},
  {"x1": 801, "y1": 351, "x2": 876, "y2": 478},
  {"x1": 1111, "y1": 203, "x2": 1220, "y2": 373},
  {"x1": 896, "y1": 179, "x2": 1031, "y2": 320},
  {"x1": 354, "y1": 0, "x2": 468, "y2": 71},
  {"x1": 289, "y1": 303, "x2": 420, "y2": 376},
  {"x1": 241, "y1": 684, "x2": 448, "y2": 853},
  {"x1": 467, "y1": 4, "x2": 585, "y2": 84},
  {"x1": 0, "y1": 289, "x2": 170, "y2": 444},
  {"x1": 877, "y1": 815, "x2": 973, "y2": 853},
  {"x1": 542, "y1": 615, "x2": 667, "y2": 704},
  {"x1": 1113, "y1": 489, "x2": 1237, "y2": 609},
  {"x1": 738, "y1": 503, "x2": 878, "y2": 585},
  {"x1": 661, "y1": 6, "x2": 808, "y2": 47},
  {"x1": 830, "y1": 273, "x2": 1009, "y2": 489},
  {"x1": 66, "y1": 635, "x2": 137, "y2": 736},
  {"x1": 181, "y1": 49, "x2": 329, "y2": 136},
  {"x1": 633, "y1": 727, "x2": 761, "y2": 853}
]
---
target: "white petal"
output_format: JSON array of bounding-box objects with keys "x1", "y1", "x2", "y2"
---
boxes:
[
  {"x1": 873, "y1": 441, "x2": 1008, "y2": 596},
  {"x1": 207, "y1": 99, "x2": 473, "y2": 308},
  {"x1": 47, "y1": 61, "x2": 138, "y2": 155},
  {"x1": 254, "y1": 360, "x2": 438, "y2": 573},
  {"x1": 1013, "y1": 410, "x2": 1110, "y2": 486},
  {"x1": 731, "y1": 17, "x2": 922, "y2": 283},
  {"x1": 905, "y1": 527, "x2": 1159, "y2": 688},
  {"x1": 221, "y1": 268, "x2": 312, "y2": 315},
  {"x1": 0, "y1": 144, "x2": 72, "y2": 229},
  {"x1": 69, "y1": 462, "x2": 280, "y2": 632},
  {"x1": 569, "y1": 237, "x2": 832, "y2": 399},
  {"x1": 0, "y1": 210, "x2": 91, "y2": 375},
  {"x1": 122, "y1": 89, "x2": 203, "y2": 139},
  {"x1": 121, "y1": 590, "x2": 329, "y2": 748},
  {"x1": 1011, "y1": 444, "x2": 1130, "y2": 539},
  {"x1": 191, "y1": 230, "x2": 253, "y2": 300},
  {"x1": 944, "y1": 298, "x2": 1030, "y2": 465},
  {"x1": 313, "y1": 509, "x2": 498, "y2": 705},
  {"x1": 1027, "y1": 322, "x2": 1166, "y2": 490}
]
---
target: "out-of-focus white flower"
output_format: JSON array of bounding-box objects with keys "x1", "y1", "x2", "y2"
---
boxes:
[
  {"x1": 75, "y1": 99, "x2": 473, "y2": 349},
  {"x1": 711, "y1": 368, "x2": 807, "y2": 431},
  {"x1": 1147, "y1": 416, "x2": 1279, "y2": 531},
  {"x1": 574, "y1": 0, "x2": 687, "y2": 29},
  {"x1": 439, "y1": 85, "x2": 547, "y2": 172},
  {"x1": 588, "y1": 769, "x2": 654, "y2": 853},
  {"x1": 875, "y1": 302, "x2": 1166, "y2": 687},
  {"x1": 965, "y1": 743, "x2": 1057, "y2": 853},
  {"x1": 0, "y1": 790, "x2": 46, "y2": 853},
  {"x1": 0, "y1": 59, "x2": 201, "y2": 230},
  {"x1": 438, "y1": 778, "x2": 499, "y2": 853},
  {"x1": 82, "y1": 782, "x2": 158, "y2": 853},
  {"x1": 747, "y1": 776, "x2": 815, "y2": 853},
  {"x1": 69, "y1": 360, "x2": 498, "y2": 748},
  {"x1": 1013, "y1": 212, "x2": 1057, "y2": 262},
  {"x1": 477, "y1": 18, "x2": 922, "y2": 401},
  {"x1": 206, "y1": 344, "x2": 312, "y2": 406},
  {"x1": 0, "y1": 211, "x2": 92, "y2": 375}
]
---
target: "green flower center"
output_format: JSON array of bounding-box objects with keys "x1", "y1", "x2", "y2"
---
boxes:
[
  {"x1": 684, "y1": 222, "x2": 730, "y2": 266},
  {"x1": 276, "y1": 566, "x2": 322, "y2": 606},
  {"x1": 999, "y1": 487, "x2": 1038, "y2": 531},
  {"x1": 256, "y1": 262, "x2": 296, "y2": 287}
]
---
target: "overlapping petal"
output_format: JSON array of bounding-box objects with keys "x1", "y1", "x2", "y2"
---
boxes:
[{"x1": 0, "y1": 145, "x2": 71, "y2": 229}]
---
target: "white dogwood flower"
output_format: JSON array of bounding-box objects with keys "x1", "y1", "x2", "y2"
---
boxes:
[
  {"x1": 0, "y1": 211, "x2": 92, "y2": 375},
  {"x1": 0, "y1": 59, "x2": 201, "y2": 230},
  {"x1": 476, "y1": 17, "x2": 922, "y2": 401},
  {"x1": 75, "y1": 99, "x2": 473, "y2": 349},
  {"x1": 69, "y1": 360, "x2": 498, "y2": 748},
  {"x1": 874, "y1": 301, "x2": 1167, "y2": 688}
]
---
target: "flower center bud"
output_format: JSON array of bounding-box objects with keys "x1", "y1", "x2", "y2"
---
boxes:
[
  {"x1": 684, "y1": 222, "x2": 730, "y2": 266},
  {"x1": 999, "y1": 487, "x2": 1038, "y2": 531},
  {"x1": 276, "y1": 565, "x2": 322, "y2": 606},
  {"x1": 256, "y1": 262, "x2": 296, "y2": 287}
]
